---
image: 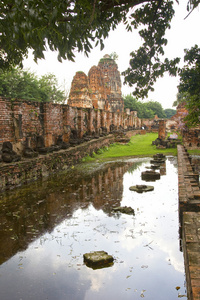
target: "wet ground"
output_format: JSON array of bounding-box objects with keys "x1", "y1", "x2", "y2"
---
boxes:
[{"x1": 0, "y1": 156, "x2": 187, "y2": 300}]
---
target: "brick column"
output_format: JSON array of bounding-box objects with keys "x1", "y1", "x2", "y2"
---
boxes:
[
  {"x1": 107, "y1": 112, "x2": 112, "y2": 132},
  {"x1": 158, "y1": 119, "x2": 166, "y2": 140},
  {"x1": 96, "y1": 110, "x2": 101, "y2": 133},
  {"x1": 88, "y1": 108, "x2": 93, "y2": 134},
  {"x1": 43, "y1": 103, "x2": 53, "y2": 147},
  {"x1": 101, "y1": 110, "x2": 106, "y2": 129},
  {"x1": 63, "y1": 105, "x2": 71, "y2": 143},
  {"x1": 78, "y1": 108, "x2": 84, "y2": 138}
]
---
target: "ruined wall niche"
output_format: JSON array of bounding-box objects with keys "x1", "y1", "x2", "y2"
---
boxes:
[{"x1": 68, "y1": 54, "x2": 124, "y2": 112}]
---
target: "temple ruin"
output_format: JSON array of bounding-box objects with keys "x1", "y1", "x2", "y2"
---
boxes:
[{"x1": 68, "y1": 54, "x2": 124, "y2": 112}]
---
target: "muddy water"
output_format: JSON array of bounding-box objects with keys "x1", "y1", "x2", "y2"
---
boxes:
[{"x1": 0, "y1": 157, "x2": 186, "y2": 300}]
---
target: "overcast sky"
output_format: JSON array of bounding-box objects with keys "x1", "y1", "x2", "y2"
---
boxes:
[{"x1": 23, "y1": 0, "x2": 200, "y2": 109}]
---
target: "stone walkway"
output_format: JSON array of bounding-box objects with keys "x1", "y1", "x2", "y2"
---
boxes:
[{"x1": 177, "y1": 145, "x2": 200, "y2": 300}]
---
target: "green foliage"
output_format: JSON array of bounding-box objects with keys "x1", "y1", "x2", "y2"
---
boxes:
[
  {"x1": 164, "y1": 108, "x2": 176, "y2": 118},
  {"x1": 81, "y1": 154, "x2": 94, "y2": 163},
  {"x1": 110, "y1": 52, "x2": 118, "y2": 61},
  {"x1": 0, "y1": 68, "x2": 44, "y2": 101},
  {"x1": 145, "y1": 101, "x2": 166, "y2": 118},
  {"x1": 38, "y1": 74, "x2": 66, "y2": 103},
  {"x1": 173, "y1": 92, "x2": 190, "y2": 107},
  {"x1": 124, "y1": 94, "x2": 153, "y2": 118},
  {"x1": 0, "y1": 67, "x2": 65, "y2": 102},
  {"x1": 0, "y1": 0, "x2": 129, "y2": 69},
  {"x1": 178, "y1": 44, "x2": 200, "y2": 126},
  {"x1": 123, "y1": 94, "x2": 166, "y2": 118},
  {"x1": 0, "y1": 1, "x2": 199, "y2": 98},
  {"x1": 122, "y1": 1, "x2": 180, "y2": 98}
]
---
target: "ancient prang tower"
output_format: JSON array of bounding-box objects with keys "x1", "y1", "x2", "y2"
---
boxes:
[{"x1": 68, "y1": 54, "x2": 124, "y2": 112}]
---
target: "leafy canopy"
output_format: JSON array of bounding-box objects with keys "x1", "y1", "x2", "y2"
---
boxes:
[
  {"x1": 0, "y1": 67, "x2": 65, "y2": 103},
  {"x1": 164, "y1": 108, "x2": 176, "y2": 118},
  {"x1": 178, "y1": 44, "x2": 200, "y2": 126},
  {"x1": 0, "y1": 0, "x2": 199, "y2": 97},
  {"x1": 173, "y1": 91, "x2": 190, "y2": 107},
  {"x1": 123, "y1": 94, "x2": 167, "y2": 118}
]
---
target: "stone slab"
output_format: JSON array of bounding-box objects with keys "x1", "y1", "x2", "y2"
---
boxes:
[{"x1": 83, "y1": 251, "x2": 114, "y2": 269}]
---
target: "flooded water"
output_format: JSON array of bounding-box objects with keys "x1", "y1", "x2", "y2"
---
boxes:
[{"x1": 0, "y1": 156, "x2": 187, "y2": 300}]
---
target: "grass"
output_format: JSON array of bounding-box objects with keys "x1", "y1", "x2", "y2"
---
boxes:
[
  {"x1": 82, "y1": 132, "x2": 178, "y2": 162},
  {"x1": 188, "y1": 149, "x2": 200, "y2": 155}
]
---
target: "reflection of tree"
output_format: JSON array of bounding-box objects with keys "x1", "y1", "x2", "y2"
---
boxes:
[
  {"x1": 126, "y1": 161, "x2": 146, "y2": 174},
  {"x1": 0, "y1": 160, "x2": 135, "y2": 265}
]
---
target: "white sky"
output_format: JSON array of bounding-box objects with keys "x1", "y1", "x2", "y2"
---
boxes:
[{"x1": 23, "y1": 0, "x2": 200, "y2": 109}]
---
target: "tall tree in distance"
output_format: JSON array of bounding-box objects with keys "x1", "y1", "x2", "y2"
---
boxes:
[
  {"x1": 164, "y1": 108, "x2": 176, "y2": 118},
  {"x1": 123, "y1": 94, "x2": 167, "y2": 119},
  {"x1": 145, "y1": 101, "x2": 166, "y2": 118}
]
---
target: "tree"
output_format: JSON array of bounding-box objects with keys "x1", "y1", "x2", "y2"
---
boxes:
[
  {"x1": 0, "y1": 67, "x2": 65, "y2": 103},
  {"x1": 139, "y1": 104, "x2": 155, "y2": 119},
  {"x1": 164, "y1": 108, "x2": 176, "y2": 118},
  {"x1": 144, "y1": 101, "x2": 166, "y2": 118},
  {"x1": 173, "y1": 92, "x2": 190, "y2": 107},
  {"x1": 0, "y1": 1, "x2": 199, "y2": 97},
  {"x1": 110, "y1": 52, "x2": 118, "y2": 61},
  {"x1": 38, "y1": 74, "x2": 66, "y2": 103},
  {"x1": 178, "y1": 44, "x2": 200, "y2": 126},
  {"x1": 123, "y1": 94, "x2": 174, "y2": 118},
  {"x1": 124, "y1": 94, "x2": 156, "y2": 118},
  {"x1": 124, "y1": 94, "x2": 139, "y2": 112}
]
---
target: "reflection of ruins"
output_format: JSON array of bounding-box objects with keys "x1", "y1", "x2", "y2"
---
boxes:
[{"x1": 0, "y1": 161, "x2": 132, "y2": 265}]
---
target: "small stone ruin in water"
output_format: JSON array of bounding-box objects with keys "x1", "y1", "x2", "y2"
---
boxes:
[
  {"x1": 129, "y1": 184, "x2": 154, "y2": 193},
  {"x1": 141, "y1": 154, "x2": 166, "y2": 182},
  {"x1": 83, "y1": 251, "x2": 114, "y2": 269},
  {"x1": 141, "y1": 170, "x2": 160, "y2": 181},
  {"x1": 150, "y1": 153, "x2": 166, "y2": 165},
  {"x1": 112, "y1": 206, "x2": 135, "y2": 215}
]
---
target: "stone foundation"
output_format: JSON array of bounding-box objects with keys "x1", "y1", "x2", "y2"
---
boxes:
[{"x1": 0, "y1": 134, "x2": 116, "y2": 192}]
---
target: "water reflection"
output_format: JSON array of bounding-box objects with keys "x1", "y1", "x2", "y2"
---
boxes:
[{"x1": 0, "y1": 157, "x2": 186, "y2": 300}]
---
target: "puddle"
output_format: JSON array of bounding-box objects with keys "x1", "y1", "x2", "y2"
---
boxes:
[{"x1": 0, "y1": 156, "x2": 187, "y2": 299}]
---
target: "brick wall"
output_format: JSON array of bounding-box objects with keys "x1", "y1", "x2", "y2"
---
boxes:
[
  {"x1": 177, "y1": 145, "x2": 200, "y2": 300},
  {"x1": 0, "y1": 97, "x2": 141, "y2": 151},
  {"x1": 182, "y1": 128, "x2": 200, "y2": 148},
  {"x1": 43, "y1": 102, "x2": 64, "y2": 146},
  {"x1": 0, "y1": 99, "x2": 13, "y2": 143}
]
